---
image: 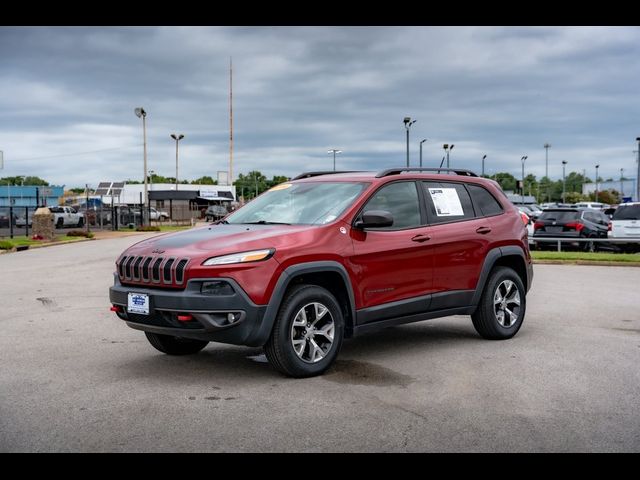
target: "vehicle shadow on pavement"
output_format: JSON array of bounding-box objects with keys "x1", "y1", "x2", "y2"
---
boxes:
[{"x1": 112, "y1": 319, "x2": 488, "y2": 381}]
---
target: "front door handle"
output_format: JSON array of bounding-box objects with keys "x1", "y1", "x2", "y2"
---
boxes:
[
  {"x1": 411, "y1": 234, "x2": 431, "y2": 243},
  {"x1": 476, "y1": 226, "x2": 492, "y2": 235}
]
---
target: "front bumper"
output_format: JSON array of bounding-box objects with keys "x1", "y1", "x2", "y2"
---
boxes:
[{"x1": 109, "y1": 275, "x2": 267, "y2": 346}]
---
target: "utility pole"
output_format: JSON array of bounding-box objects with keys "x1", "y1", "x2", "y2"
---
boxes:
[
  {"x1": 419, "y1": 139, "x2": 427, "y2": 167},
  {"x1": 544, "y1": 143, "x2": 551, "y2": 202},
  {"x1": 229, "y1": 57, "x2": 233, "y2": 184},
  {"x1": 403, "y1": 117, "x2": 416, "y2": 167},
  {"x1": 636, "y1": 137, "x2": 640, "y2": 201}
]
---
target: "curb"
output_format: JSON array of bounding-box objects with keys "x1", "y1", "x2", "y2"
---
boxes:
[{"x1": 533, "y1": 260, "x2": 640, "y2": 267}]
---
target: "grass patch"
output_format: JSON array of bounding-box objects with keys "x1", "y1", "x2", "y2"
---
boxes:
[
  {"x1": 136, "y1": 226, "x2": 161, "y2": 232},
  {"x1": 531, "y1": 251, "x2": 640, "y2": 263},
  {"x1": 0, "y1": 235, "x2": 92, "y2": 249}
]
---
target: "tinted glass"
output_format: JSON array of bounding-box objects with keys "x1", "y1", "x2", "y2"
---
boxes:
[
  {"x1": 612, "y1": 205, "x2": 640, "y2": 220},
  {"x1": 467, "y1": 184, "x2": 503, "y2": 217},
  {"x1": 582, "y1": 211, "x2": 596, "y2": 222},
  {"x1": 361, "y1": 181, "x2": 421, "y2": 229},
  {"x1": 539, "y1": 210, "x2": 580, "y2": 223},
  {"x1": 423, "y1": 181, "x2": 475, "y2": 224}
]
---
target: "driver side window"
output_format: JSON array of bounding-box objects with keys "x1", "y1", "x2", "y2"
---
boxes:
[{"x1": 361, "y1": 181, "x2": 421, "y2": 230}]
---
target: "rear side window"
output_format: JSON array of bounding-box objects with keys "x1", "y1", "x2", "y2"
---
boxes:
[
  {"x1": 613, "y1": 205, "x2": 640, "y2": 220},
  {"x1": 362, "y1": 181, "x2": 421, "y2": 229},
  {"x1": 467, "y1": 184, "x2": 503, "y2": 217},
  {"x1": 539, "y1": 210, "x2": 580, "y2": 222},
  {"x1": 423, "y1": 182, "x2": 475, "y2": 224}
]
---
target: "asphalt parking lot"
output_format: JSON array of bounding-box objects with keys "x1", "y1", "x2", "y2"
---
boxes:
[{"x1": 1, "y1": 235, "x2": 639, "y2": 452}]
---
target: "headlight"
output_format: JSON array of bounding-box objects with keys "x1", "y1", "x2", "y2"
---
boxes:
[{"x1": 202, "y1": 248, "x2": 274, "y2": 266}]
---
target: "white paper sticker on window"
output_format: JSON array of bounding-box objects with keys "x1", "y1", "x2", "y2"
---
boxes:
[{"x1": 428, "y1": 188, "x2": 464, "y2": 216}]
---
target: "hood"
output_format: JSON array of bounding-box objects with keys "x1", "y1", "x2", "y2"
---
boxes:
[{"x1": 123, "y1": 223, "x2": 319, "y2": 259}]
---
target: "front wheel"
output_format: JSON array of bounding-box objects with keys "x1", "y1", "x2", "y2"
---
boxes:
[
  {"x1": 144, "y1": 332, "x2": 208, "y2": 355},
  {"x1": 77, "y1": 217, "x2": 84, "y2": 228},
  {"x1": 265, "y1": 285, "x2": 344, "y2": 378},
  {"x1": 472, "y1": 266, "x2": 526, "y2": 340}
]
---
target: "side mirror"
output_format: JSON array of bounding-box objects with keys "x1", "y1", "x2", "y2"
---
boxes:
[{"x1": 354, "y1": 210, "x2": 394, "y2": 229}]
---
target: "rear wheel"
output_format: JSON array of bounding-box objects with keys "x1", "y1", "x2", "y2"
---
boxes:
[
  {"x1": 265, "y1": 284, "x2": 344, "y2": 378},
  {"x1": 56, "y1": 218, "x2": 64, "y2": 229},
  {"x1": 144, "y1": 332, "x2": 208, "y2": 355},
  {"x1": 77, "y1": 217, "x2": 84, "y2": 228},
  {"x1": 472, "y1": 267, "x2": 526, "y2": 340}
]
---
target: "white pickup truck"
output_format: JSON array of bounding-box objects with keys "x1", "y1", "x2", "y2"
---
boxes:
[
  {"x1": 50, "y1": 206, "x2": 85, "y2": 228},
  {"x1": 16, "y1": 206, "x2": 84, "y2": 228}
]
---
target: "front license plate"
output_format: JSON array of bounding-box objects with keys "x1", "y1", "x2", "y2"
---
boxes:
[{"x1": 128, "y1": 293, "x2": 149, "y2": 315}]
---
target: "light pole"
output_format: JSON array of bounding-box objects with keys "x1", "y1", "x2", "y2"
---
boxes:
[
  {"x1": 134, "y1": 107, "x2": 147, "y2": 223},
  {"x1": 403, "y1": 117, "x2": 416, "y2": 167},
  {"x1": 482, "y1": 155, "x2": 487, "y2": 177},
  {"x1": 443, "y1": 144, "x2": 455, "y2": 168},
  {"x1": 544, "y1": 143, "x2": 551, "y2": 202},
  {"x1": 521, "y1": 155, "x2": 528, "y2": 205},
  {"x1": 562, "y1": 160, "x2": 568, "y2": 204},
  {"x1": 620, "y1": 168, "x2": 624, "y2": 198},
  {"x1": 419, "y1": 139, "x2": 427, "y2": 167},
  {"x1": 149, "y1": 170, "x2": 155, "y2": 192},
  {"x1": 636, "y1": 137, "x2": 640, "y2": 201},
  {"x1": 327, "y1": 149, "x2": 342, "y2": 171},
  {"x1": 170, "y1": 134, "x2": 184, "y2": 191},
  {"x1": 595, "y1": 164, "x2": 600, "y2": 202}
]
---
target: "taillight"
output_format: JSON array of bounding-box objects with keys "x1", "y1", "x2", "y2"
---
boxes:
[
  {"x1": 607, "y1": 222, "x2": 612, "y2": 231},
  {"x1": 565, "y1": 222, "x2": 584, "y2": 231},
  {"x1": 520, "y1": 212, "x2": 529, "y2": 225},
  {"x1": 534, "y1": 221, "x2": 544, "y2": 230}
]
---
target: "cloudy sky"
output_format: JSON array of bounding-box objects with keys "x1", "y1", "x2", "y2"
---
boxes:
[{"x1": 1, "y1": 26, "x2": 639, "y2": 188}]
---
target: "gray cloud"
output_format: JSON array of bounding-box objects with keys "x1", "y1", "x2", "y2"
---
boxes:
[{"x1": 0, "y1": 26, "x2": 639, "y2": 187}]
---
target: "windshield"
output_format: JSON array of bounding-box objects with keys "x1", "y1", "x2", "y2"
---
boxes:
[{"x1": 226, "y1": 182, "x2": 367, "y2": 225}]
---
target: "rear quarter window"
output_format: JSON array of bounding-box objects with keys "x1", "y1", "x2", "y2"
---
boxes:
[{"x1": 466, "y1": 184, "x2": 503, "y2": 217}]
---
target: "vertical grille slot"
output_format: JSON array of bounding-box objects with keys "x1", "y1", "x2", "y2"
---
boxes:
[
  {"x1": 132, "y1": 256, "x2": 143, "y2": 280},
  {"x1": 163, "y1": 258, "x2": 175, "y2": 284},
  {"x1": 151, "y1": 257, "x2": 164, "y2": 283},
  {"x1": 124, "y1": 256, "x2": 136, "y2": 279},
  {"x1": 175, "y1": 259, "x2": 188, "y2": 284},
  {"x1": 141, "y1": 257, "x2": 153, "y2": 282},
  {"x1": 118, "y1": 256, "x2": 127, "y2": 278}
]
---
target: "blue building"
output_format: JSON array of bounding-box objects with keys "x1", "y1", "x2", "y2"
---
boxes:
[{"x1": 0, "y1": 185, "x2": 65, "y2": 207}]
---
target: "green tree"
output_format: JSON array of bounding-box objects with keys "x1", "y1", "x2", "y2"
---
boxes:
[
  {"x1": 269, "y1": 175, "x2": 290, "y2": 187},
  {"x1": 191, "y1": 176, "x2": 217, "y2": 185},
  {"x1": 494, "y1": 172, "x2": 517, "y2": 192},
  {"x1": 234, "y1": 171, "x2": 268, "y2": 200},
  {"x1": 0, "y1": 175, "x2": 49, "y2": 186}
]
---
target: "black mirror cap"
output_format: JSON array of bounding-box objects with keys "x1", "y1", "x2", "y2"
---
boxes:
[{"x1": 355, "y1": 210, "x2": 394, "y2": 229}]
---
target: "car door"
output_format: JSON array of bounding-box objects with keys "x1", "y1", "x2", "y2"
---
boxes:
[
  {"x1": 349, "y1": 181, "x2": 435, "y2": 320},
  {"x1": 422, "y1": 181, "x2": 500, "y2": 309}
]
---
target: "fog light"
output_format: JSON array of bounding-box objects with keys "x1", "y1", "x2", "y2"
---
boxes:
[
  {"x1": 227, "y1": 312, "x2": 241, "y2": 324},
  {"x1": 201, "y1": 281, "x2": 235, "y2": 295}
]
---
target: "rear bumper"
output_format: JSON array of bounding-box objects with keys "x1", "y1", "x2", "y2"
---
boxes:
[{"x1": 109, "y1": 274, "x2": 268, "y2": 346}]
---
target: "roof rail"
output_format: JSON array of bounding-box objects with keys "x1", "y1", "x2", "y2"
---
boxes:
[
  {"x1": 375, "y1": 167, "x2": 478, "y2": 178},
  {"x1": 291, "y1": 171, "x2": 362, "y2": 180}
]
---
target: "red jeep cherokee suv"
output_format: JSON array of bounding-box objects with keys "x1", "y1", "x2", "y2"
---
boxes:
[{"x1": 109, "y1": 168, "x2": 533, "y2": 377}]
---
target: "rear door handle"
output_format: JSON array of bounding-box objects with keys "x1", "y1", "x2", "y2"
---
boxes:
[
  {"x1": 411, "y1": 234, "x2": 431, "y2": 243},
  {"x1": 476, "y1": 226, "x2": 492, "y2": 235}
]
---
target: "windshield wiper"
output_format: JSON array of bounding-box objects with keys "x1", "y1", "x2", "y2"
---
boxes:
[{"x1": 243, "y1": 220, "x2": 292, "y2": 225}]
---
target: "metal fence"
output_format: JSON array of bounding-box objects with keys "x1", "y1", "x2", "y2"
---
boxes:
[{"x1": 532, "y1": 237, "x2": 640, "y2": 252}]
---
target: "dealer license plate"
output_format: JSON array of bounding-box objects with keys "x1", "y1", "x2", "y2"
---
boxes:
[{"x1": 128, "y1": 293, "x2": 149, "y2": 315}]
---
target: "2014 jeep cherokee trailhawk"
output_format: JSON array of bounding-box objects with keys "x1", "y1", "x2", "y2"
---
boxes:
[{"x1": 109, "y1": 167, "x2": 533, "y2": 377}]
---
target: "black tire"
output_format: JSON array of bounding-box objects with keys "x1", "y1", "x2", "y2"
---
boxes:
[
  {"x1": 56, "y1": 218, "x2": 64, "y2": 229},
  {"x1": 77, "y1": 217, "x2": 84, "y2": 228},
  {"x1": 144, "y1": 332, "x2": 208, "y2": 355},
  {"x1": 471, "y1": 266, "x2": 526, "y2": 340},
  {"x1": 264, "y1": 284, "x2": 344, "y2": 378}
]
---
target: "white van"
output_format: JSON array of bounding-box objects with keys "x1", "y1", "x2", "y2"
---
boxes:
[{"x1": 608, "y1": 202, "x2": 640, "y2": 252}]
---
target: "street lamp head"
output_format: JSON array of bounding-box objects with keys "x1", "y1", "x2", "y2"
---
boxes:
[
  {"x1": 482, "y1": 155, "x2": 487, "y2": 160},
  {"x1": 443, "y1": 144, "x2": 449, "y2": 150},
  {"x1": 403, "y1": 117, "x2": 411, "y2": 124},
  {"x1": 544, "y1": 143, "x2": 551, "y2": 149},
  {"x1": 636, "y1": 137, "x2": 640, "y2": 142},
  {"x1": 521, "y1": 156, "x2": 527, "y2": 161},
  {"x1": 595, "y1": 164, "x2": 600, "y2": 169},
  {"x1": 134, "y1": 107, "x2": 146, "y2": 118},
  {"x1": 178, "y1": 134, "x2": 184, "y2": 140},
  {"x1": 420, "y1": 139, "x2": 427, "y2": 144},
  {"x1": 562, "y1": 160, "x2": 568, "y2": 165},
  {"x1": 171, "y1": 134, "x2": 177, "y2": 140}
]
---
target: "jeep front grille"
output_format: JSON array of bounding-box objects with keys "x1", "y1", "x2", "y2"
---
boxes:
[{"x1": 117, "y1": 255, "x2": 189, "y2": 288}]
